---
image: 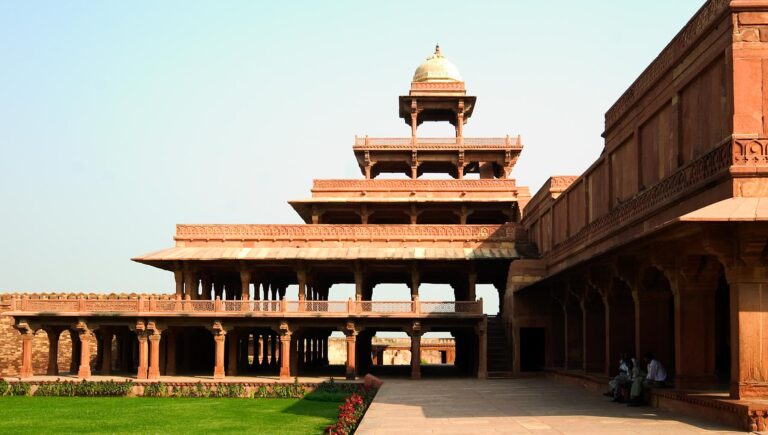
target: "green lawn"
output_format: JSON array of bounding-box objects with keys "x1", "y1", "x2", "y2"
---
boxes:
[{"x1": 0, "y1": 396, "x2": 342, "y2": 434}]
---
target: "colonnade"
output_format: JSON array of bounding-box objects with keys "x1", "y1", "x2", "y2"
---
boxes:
[
  {"x1": 512, "y1": 245, "x2": 768, "y2": 399},
  {"x1": 169, "y1": 261, "x2": 489, "y2": 305},
  {"x1": 16, "y1": 319, "x2": 487, "y2": 381}
]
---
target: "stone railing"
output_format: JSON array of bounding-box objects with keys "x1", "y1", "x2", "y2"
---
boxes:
[
  {"x1": 311, "y1": 179, "x2": 518, "y2": 192},
  {"x1": 174, "y1": 223, "x2": 518, "y2": 242},
  {"x1": 353, "y1": 136, "x2": 522, "y2": 149},
  {"x1": 7, "y1": 297, "x2": 484, "y2": 317}
]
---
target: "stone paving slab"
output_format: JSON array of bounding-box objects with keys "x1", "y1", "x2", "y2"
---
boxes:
[{"x1": 356, "y1": 378, "x2": 748, "y2": 434}]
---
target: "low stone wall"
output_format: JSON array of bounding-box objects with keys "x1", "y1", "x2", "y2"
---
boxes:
[
  {"x1": 0, "y1": 292, "x2": 167, "y2": 378},
  {"x1": 0, "y1": 314, "x2": 97, "y2": 377}
]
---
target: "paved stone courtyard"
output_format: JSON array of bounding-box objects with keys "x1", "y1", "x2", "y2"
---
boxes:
[{"x1": 356, "y1": 378, "x2": 746, "y2": 434}]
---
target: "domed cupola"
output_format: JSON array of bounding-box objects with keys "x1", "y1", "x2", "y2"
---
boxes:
[{"x1": 412, "y1": 45, "x2": 464, "y2": 83}]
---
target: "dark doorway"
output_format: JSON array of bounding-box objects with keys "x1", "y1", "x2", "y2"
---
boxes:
[{"x1": 520, "y1": 327, "x2": 545, "y2": 372}]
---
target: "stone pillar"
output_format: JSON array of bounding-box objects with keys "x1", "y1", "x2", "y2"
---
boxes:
[
  {"x1": 355, "y1": 263, "x2": 365, "y2": 301},
  {"x1": 227, "y1": 330, "x2": 239, "y2": 376},
  {"x1": 100, "y1": 328, "x2": 113, "y2": 375},
  {"x1": 297, "y1": 267, "x2": 307, "y2": 303},
  {"x1": 184, "y1": 270, "x2": 198, "y2": 301},
  {"x1": 165, "y1": 330, "x2": 176, "y2": 376},
  {"x1": 467, "y1": 268, "x2": 477, "y2": 301},
  {"x1": 147, "y1": 331, "x2": 162, "y2": 379},
  {"x1": 212, "y1": 322, "x2": 227, "y2": 379},
  {"x1": 76, "y1": 321, "x2": 92, "y2": 379},
  {"x1": 174, "y1": 270, "x2": 184, "y2": 299},
  {"x1": 477, "y1": 319, "x2": 488, "y2": 379},
  {"x1": 45, "y1": 327, "x2": 60, "y2": 376},
  {"x1": 279, "y1": 322, "x2": 292, "y2": 380},
  {"x1": 660, "y1": 256, "x2": 719, "y2": 389},
  {"x1": 410, "y1": 263, "x2": 420, "y2": 301},
  {"x1": 410, "y1": 328, "x2": 422, "y2": 380},
  {"x1": 240, "y1": 270, "x2": 251, "y2": 300},
  {"x1": 726, "y1": 262, "x2": 768, "y2": 398},
  {"x1": 135, "y1": 323, "x2": 148, "y2": 380},
  {"x1": 345, "y1": 329, "x2": 357, "y2": 380},
  {"x1": 15, "y1": 322, "x2": 35, "y2": 378}
]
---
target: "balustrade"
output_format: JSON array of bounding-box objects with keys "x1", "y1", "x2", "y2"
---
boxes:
[{"x1": 8, "y1": 296, "x2": 482, "y2": 316}]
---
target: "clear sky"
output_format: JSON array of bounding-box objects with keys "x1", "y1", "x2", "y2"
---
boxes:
[{"x1": 0, "y1": 0, "x2": 706, "y2": 305}]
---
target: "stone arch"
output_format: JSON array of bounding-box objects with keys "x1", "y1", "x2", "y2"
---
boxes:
[
  {"x1": 637, "y1": 266, "x2": 675, "y2": 375},
  {"x1": 583, "y1": 286, "x2": 606, "y2": 373},
  {"x1": 606, "y1": 277, "x2": 635, "y2": 375}
]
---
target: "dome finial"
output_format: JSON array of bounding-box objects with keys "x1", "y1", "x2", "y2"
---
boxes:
[{"x1": 435, "y1": 44, "x2": 441, "y2": 56}]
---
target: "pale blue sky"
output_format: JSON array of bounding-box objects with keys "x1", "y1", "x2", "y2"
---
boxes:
[{"x1": 0, "y1": 0, "x2": 705, "y2": 306}]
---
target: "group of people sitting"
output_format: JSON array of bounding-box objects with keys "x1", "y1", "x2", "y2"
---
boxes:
[{"x1": 605, "y1": 352, "x2": 667, "y2": 406}]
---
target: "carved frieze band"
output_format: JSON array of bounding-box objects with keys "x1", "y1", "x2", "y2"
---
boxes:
[
  {"x1": 175, "y1": 223, "x2": 517, "y2": 242},
  {"x1": 605, "y1": 0, "x2": 729, "y2": 127},
  {"x1": 732, "y1": 138, "x2": 768, "y2": 165},
  {"x1": 312, "y1": 179, "x2": 518, "y2": 191}
]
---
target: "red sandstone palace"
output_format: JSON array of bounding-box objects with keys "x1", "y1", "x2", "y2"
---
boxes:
[{"x1": 3, "y1": 0, "x2": 768, "y2": 430}]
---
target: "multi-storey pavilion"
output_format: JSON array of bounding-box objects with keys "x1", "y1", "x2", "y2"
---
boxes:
[{"x1": 4, "y1": 46, "x2": 528, "y2": 382}]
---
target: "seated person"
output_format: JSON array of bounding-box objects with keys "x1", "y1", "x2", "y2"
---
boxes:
[
  {"x1": 606, "y1": 352, "x2": 632, "y2": 400},
  {"x1": 628, "y1": 352, "x2": 666, "y2": 406}
]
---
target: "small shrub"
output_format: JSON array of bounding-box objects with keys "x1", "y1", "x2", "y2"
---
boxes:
[
  {"x1": 9, "y1": 382, "x2": 31, "y2": 396},
  {"x1": 0, "y1": 379, "x2": 9, "y2": 396},
  {"x1": 143, "y1": 382, "x2": 167, "y2": 397},
  {"x1": 223, "y1": 383, "x2": 245, "y2": 398}
]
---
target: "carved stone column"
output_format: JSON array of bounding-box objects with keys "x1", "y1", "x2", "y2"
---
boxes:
[
  {"x1": 409, "y1": 322, "x2": 423, "y2": 380},
  {"x1": 344, "y1": 322, "x2": 358, "y2": 380},
  {"x1": 15, "y1": 321, "x2": 36, "y2": 378},
  {"x1": 297, "y1": 266, "x2": 307, "y2": 303},
  {"x1": 410, "y1": 263, "x2": 420, "y2": 301},
  {"x1": 184, "y1": 269, "x2": 198, "y2": 301},
  {"x1": 355, "y1": 262, "x2": 365, "y2": 301},
  {"x1": 174, "y1": 270, "x2": 184, "y2": 299},
  {"x1": 133, "y1": 321, "x2": 148, "y2": 379},
  {"x1": 240, "y1": 269, "x2": 251, "y2": 301},
  {"x1": 476, "y1": 319, "x2": 488, "y2": 379},
  {"x1": 279, "y1": 322, "x2": 292, "y2": 380},
  {"x1": 44, "y1": 326, "x2": 61, "y2": 376},
  {"x1": 147, "y1": 321, "x2": 164, "y2": 380},
  {"x1": 210, "y1": 321, "x2": 228, "y2": 379},
  {"x1": 75, "y1": 320, "x2": 92, "y2": 379},
  {"x1": 657, "y1": 255, "x2": 720, "y2": 389},
  {"x1": 467, "y1": 267, "x2": 477, "y2": 302}
]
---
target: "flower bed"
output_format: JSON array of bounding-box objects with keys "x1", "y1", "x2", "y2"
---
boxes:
[{"x1": 325, "y1": 376, "x2": 381, "y2": 435}]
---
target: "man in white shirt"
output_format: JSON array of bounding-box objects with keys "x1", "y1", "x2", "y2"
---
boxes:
[
  {"x1": 645, "y1": 354, "x2": 667, "y2": 385},
  {"x1": 628, "y1": 352, "x2": 667, "y2": 406}
]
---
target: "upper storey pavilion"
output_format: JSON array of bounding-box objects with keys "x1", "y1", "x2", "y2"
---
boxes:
[{"x1": 354, "y1": 45, "x2": 523, "y2": 180}]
